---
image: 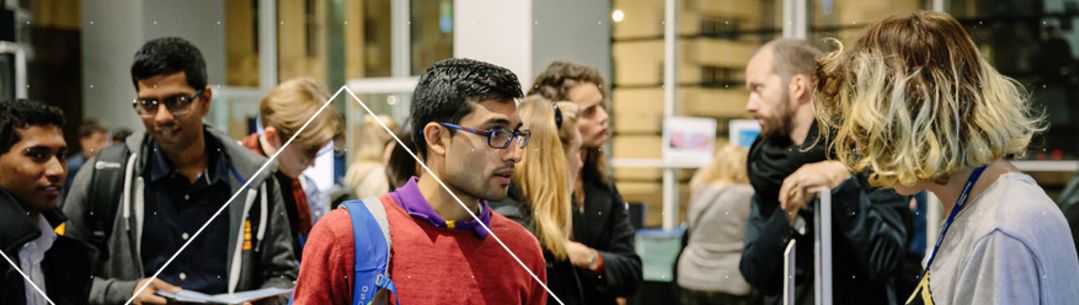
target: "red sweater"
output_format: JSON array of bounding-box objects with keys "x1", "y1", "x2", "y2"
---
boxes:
[{"x1": 292, "y1": 195, "x2": 548, "y2": 305}]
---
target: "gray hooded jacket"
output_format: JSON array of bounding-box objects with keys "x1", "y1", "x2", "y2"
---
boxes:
[{"x1": 62, "y1": 126, "x2": 297, "y2": 305}]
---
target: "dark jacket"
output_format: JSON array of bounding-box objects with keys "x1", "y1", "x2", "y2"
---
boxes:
[
  {"x1": 493, "y1": 178, "x2": 643, "y2": 305},
  {"x1": 0, "y1": 189, "x2": 96, "y2": 305},
  {"x1": 740, "y1": 173, "x2": 911, "y2": 305}
]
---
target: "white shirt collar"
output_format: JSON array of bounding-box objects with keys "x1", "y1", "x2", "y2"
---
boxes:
[{"x1": 21, "y1": 214, "x2": 57, "y2": 264}]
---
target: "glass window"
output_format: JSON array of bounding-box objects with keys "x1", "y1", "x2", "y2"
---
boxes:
[
  {"x1": 808, "y1": 0, "x2": 926, "y2": 50},
  {"x1": 225, "y1": 0, "x2": 260, "y2": 87},
  {"x1": 610, "y1": 0, "x2": 782, "y2": 227},
  {"x1": 944, "y1": 0, "x2": 1077, "y2": 161},
  {"x1": 410, "y1": 0, "x2": 454, "y2": 75},
  {"x1": 278, "y1": 0, "x2": 327, "y2": 84},
  {"x1": 343, "y1": 0, "x2": 393, "y2": 79}
]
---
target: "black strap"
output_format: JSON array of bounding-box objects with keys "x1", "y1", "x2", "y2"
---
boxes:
[{"x1": 87, "y1": 143, "x2": 130, "y2": 261}]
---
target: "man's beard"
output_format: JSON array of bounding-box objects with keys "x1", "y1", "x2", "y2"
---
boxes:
[{"x1": 760, "y1": 101, "x2": 793, "y2": 140}]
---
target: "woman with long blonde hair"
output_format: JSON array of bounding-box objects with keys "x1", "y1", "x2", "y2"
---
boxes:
[
  {"x1": 492, "y1": 96, "x2": 589, "y2": 303},
  {"x1": 815, "y1": 11, "x2": 1079, "y2": 305},
  {"x1": 530, "y1": 61, "x2": 642, "y2": 305}
]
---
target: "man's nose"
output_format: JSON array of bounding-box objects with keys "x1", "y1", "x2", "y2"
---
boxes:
[
  {"x1": 154, "y1": 104, "x2": 176, "y2": 123},
  {"x1": 45, "y1": 156, "x2": 65, "y2": 182}
]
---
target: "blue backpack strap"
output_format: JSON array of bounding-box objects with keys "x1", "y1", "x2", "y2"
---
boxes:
[{"x1": 342, "y1": 197, "x2": 399, "y2": 305}]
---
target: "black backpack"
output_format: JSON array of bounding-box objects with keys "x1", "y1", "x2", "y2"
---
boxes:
[{"x1": 85, "y1": 143, "x2": 131, "y2": 262}]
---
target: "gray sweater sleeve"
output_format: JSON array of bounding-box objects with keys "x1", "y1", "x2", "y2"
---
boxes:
[
  {"x1": 257, "y1": 176, "x2": 299, "y2": 304},
  {"x1": 61, "y1": 157, "x2": 141, "y2": 305}
]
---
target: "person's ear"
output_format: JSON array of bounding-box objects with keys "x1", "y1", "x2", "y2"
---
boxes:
[
  {"x1": 423, "y1": 122, "x2": 448, "y2": 157},
  {"x1": 199, "y1": 85, "x2": 213, "y2": 114},
  {"x1": 789, "y1": 74, "x2": 809, "y2": 104},
  {"x1": 264, "y1": 126, "x2": 281, "y2": 148}
]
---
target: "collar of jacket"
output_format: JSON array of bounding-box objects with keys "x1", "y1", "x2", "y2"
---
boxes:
[
  {"x1": 0, "y1": 189, "x2": 66, "y2": 253},
  {"x1": 123, "y1": 123, "x2": 277, "y2": 189}
]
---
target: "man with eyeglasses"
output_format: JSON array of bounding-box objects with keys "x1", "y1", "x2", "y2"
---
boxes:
[
  {"x1": 291, "y1": 58, "x2": 547, "y2": 305},
  {"x1": 62, "y1": 37, "x2": 296, "y2": 305}
]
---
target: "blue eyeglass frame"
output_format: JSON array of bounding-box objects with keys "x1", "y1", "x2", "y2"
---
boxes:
[{"x1": 438, "y1": 122, "x2": 531, "y2": 149}]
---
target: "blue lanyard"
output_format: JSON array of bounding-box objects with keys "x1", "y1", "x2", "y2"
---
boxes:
[{"x1": 923, "y1": 165, "x2": 988, "y2": 269}]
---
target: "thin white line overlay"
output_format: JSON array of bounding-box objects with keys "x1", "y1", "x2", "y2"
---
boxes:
[
  {"x1": 124, "y1": 86, "x2": 346, "y2": 305},
  {"x1": 345, "y1": 89, "x2": 566, "y2": 305},
  {"x1": 0, "y1": 245, "x2": 57, "y2": 305},
  {"x1": 91, "y1": 86, "x2": 570, "y2": 305}
]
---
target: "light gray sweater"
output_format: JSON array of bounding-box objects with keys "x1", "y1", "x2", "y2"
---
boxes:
[
  {"x1": 676, "y1": 183, "x2": 754, "y2": 295},
  {"x1": 917, "y1": 173, "x2": 1079, "y2": 305}
]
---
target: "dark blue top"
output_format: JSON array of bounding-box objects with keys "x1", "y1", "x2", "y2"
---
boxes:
[
  {"x1": 140, "y1": 131, "x2": 232, "y2": 294},
  {"x1": 62, "y1": 154, "x2": 86, "y2": 198}
]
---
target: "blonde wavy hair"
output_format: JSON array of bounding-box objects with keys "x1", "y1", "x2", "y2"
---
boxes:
[
  {"x1": 690, "y1": 143, "x2": 749, "y2": 191},
  {"x1": 814, "y1": 11, "x2": 1044, "y2": 187},
  {"x1": 515, "y1": 95, "x2": 580, "y2": 260},
  {"x1": 344, "y1": 115, "x2": 399, "y2": 198}
]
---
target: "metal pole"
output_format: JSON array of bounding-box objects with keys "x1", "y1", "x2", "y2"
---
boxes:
[
  {"x1": 661, "y1": 0, "x2": 679, "y2": 230},
  {"x1": 391, "y1": 0, "x2": 410, "y2": 78},
  {"x1": 814, "y1": 190, "x2": 833, "y2": 305},
  {"x1": 258, "y1": 0, "x2": 278, "y2": 89},
  {"x1": 924, "y1": 193, "x2": 942, "y2": 267},
  {"x1": 782, "y1": 0, "x2": 808, "y2": 39},
  {"x1": 794, "y1": 0, "x2": 807, "y2": 39},
  {"x1": 784, "y1": 240, "x2": 797, "y2": 305}
]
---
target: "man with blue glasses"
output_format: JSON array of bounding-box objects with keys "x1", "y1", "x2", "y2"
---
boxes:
[{"x1": 292, "y1": 58, "x2": 547, "y2": 305}]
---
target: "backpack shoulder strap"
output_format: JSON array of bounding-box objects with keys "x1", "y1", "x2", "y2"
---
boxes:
[
  {"x1": 342, "y1": 197, "x2": 398, "y2": 305},
  {"x1": 87, "y1": 143, "x2": 131, "y2": 259},
  {"x1": 360, "y1": 196, "x2": 391, "y2": 261}
]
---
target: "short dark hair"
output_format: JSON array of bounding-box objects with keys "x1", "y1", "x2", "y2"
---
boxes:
[
  {"x1": 409, "y1": 58, "x2": 523, "y2": 157},
  {"x1": 529, "y1": 61, "x2": 608, "y2": 101},
  {"x1": 0, "y1": 99, "x2": 65, "y2": 154},
  {"x1": 130, "y1": 37, "x2": 208, "y2": 91},
  {"x1": 78, "y1": 119, "x2": 108, "y2": 138}
]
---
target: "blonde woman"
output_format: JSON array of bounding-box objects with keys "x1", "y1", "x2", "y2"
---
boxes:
[
  {"x1": 343, "y1": 115, "x2": 399, "y2": 199},
  {"x1": 814, "y1": 11, "x2": 1079, "y2": 305},
  {"x1": 531, "y1": 62, "x2": 642, "y2": 304},
  {"x1": 677, "y1": 144, "x2": 754, "y2": 305},
  {"x1": 492, "y1": 96, "x2": 588, "y2": 304}
]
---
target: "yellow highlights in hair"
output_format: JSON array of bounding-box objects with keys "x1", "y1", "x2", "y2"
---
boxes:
[{"x1": 813, "y1": 11, "x2": 1044, "y2": 187}]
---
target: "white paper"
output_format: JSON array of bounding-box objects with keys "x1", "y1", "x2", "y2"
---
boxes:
[{"x1": 156, "y1": 287, "x2": 292, "y2": 304}]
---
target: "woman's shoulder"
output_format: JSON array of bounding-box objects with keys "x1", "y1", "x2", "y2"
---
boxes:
[{"x1": 964, "y1": 172, "x2": 1071, "y2": 256}]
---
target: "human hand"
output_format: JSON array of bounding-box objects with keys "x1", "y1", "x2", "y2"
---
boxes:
[
  {"x1": 566, "y1": 241, "x2": 597, "y2": 269},
  {"x1": 131, "y1": 278, "x2": 181, "y2": 305},
  {"x1": 778, "y1": 161, "x2": 851, "y2": 225}
]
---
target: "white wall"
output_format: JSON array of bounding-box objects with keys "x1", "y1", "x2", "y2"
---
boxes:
[
  {"x1": 81, "y1": 0, "x2": 145, "y2": 131},
  {"x1": 531, "y1": 0, "x2": 612, "y2": 88},
  {"x1": 454, "y1": 0, "x2": 612, "y2": 91},
  {"x1": 454, "y1": 0, "x2": 534, "y2": 88}
]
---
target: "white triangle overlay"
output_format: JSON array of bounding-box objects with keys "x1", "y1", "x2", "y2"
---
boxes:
[{"x1": 94, "y1": 86, "x2": 568, "y2": 305}]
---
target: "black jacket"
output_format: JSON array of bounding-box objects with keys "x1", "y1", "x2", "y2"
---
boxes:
[
  {"x1": 493, "y1": 179, "x2": 643, "y2": 305},
  {"x1": 0, "y1": 189, "x2": 96, "y2": 305},
  {"x1": 739, "y1": 174, "x2": 911, "y2": 305}
]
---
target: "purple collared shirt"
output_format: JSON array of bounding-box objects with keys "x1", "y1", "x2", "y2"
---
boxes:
[{"x1": 389, "y1": 177, "x2": 492, "y2": 239}]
